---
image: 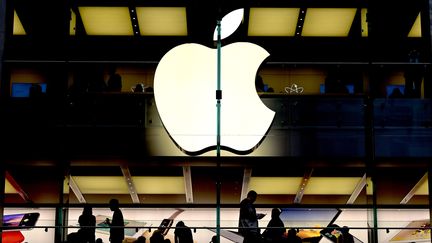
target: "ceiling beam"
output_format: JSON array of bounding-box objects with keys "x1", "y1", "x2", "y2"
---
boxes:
[
  {"x1": 400, "y1": 172, "x2": 428, "y2": 204},
  {"x1": 183, "y1": 166, "x2": 193, "y2": 203},
  {"x1": 295, "y1": 8, "x2": 307, "y2": 37},
  {"x1": 120, "y1": 165, "x2": 140, "y2": 204},
  {"x1": 293, "y1": 168, "x2": 313, "y2": 204},
  {"x1": 129, "y1": 6, "x2": 140, "y2": 36},
  {"x1": 5, "y1": 171, "x2": 32, "y2": 203},
  {"x1": 68, "y1": 175, "x2": 86, "y2": 203},
  {"x1": 240, "y1": 168, "x2": 252, "y2": 201},
  {"x1": 346, "y1": 173, "x2": 367, "y2": 204}
]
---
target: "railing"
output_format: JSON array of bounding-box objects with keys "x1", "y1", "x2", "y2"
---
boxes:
[{"x1": 1, "y1": 225, "x2": 431, "y2": 243}]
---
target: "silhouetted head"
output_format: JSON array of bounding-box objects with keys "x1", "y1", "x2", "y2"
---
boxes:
[
  {"x1": 271, "y1": 208, "x2": 281, "y2": 218},
  {"x1": 341, "y1": 226, "x2": 350, "y2": 234},
  {"x1": 83, "y1": 205, "x2": 93, "y2": 215},
  {"x1": 287, "y1": 228, "x2": 297, "y2": 238},
  {"x1": 176, "y1": 221, "x2": 185, "y2": 227},
  {"x1": 247, "y1": 190, "x2": 257, "y2": 203},
  {"x1": 109, "y1": 198, "x2": 119, "y2": 211},
  {"x1": 255, "y1": 75, "x2": 264, "y2": 92}
]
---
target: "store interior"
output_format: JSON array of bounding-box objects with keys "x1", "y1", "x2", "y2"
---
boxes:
[{"x1": 1, "y1": 0, "x2": 432, "y2": 242}]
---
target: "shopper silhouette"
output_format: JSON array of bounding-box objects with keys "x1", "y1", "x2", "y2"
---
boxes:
[
  {"x1": 134, "y1": 236, "x2": 146, "y2": 243},
  {"x1": 286, "y1": 229, "x2": 301, "y2": 243},
  {"x1": 262, "y1": 208, "x2": 285, "y2": 243},
  {"x1": 104, "y1": 199, "x2": 124, "y2": 243},
  {"x1": 210, "y1": 235, "x2": 217, "y2": 243},
  {"x1": 78, "y1": 205, "x2": 96, "y2": 243},
  {"x1": 389, "y1": 87, "x2": 404, "y2": 98},
  {"x1": 106, "y1": 66, "x2": 122, "y2": 92},
  {"x1": 239, "y1": 190, "x2": 264, "y2": 243},
  {"x1": 405, "y1": 49, "x2": 423, "y2": 98},
  {"x1": 174, "y1": 221, "x2": 193, "y2": 243},
  {"x1": 150, "y1": 230, "x2": 165, "y2": 243},
  {"x1": 340, "y1": 226, "x2": 354, "y2": 243}
]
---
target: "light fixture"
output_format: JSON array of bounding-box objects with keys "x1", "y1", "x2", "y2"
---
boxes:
[
  {"x1": 302, "y1": 8, "x2": 357, "y2": 37},
  {"x1": 13, "y1": 10, "x2": 26, "y2": 35},
  {"x1": 79, "y1": 7, "x2": 134, "y2": 35},
  {"x1": 136, "y1": 7, "x2": 187, "y2": 36},
  {"x1": 408, "y1": 13, "x2": 421, "y2": 37},
  {"x1": 248, "y1": 8, "x2": 300, "y2": 36}
]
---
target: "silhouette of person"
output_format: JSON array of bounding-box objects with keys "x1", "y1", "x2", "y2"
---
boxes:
[
  {"x1": 96, "y1": 238, "x2": 103, "y2": 243},
  {"x1": 239, "y1": 190, "x2": 264, "y2": 243},
  {"x1": 134, "y1": 236, "x2": 146, "y2": 243},
  {"x1": 286, "y1": 229, "x2": 301, "y2": 243},
  {"x1": 325, "y1": 68, "x2": 349, "y2": 94},
  {"x1": 150, "y1": 230, "x2": 165, "y2": 243},
  {"x1": 389, "y1": 87, "x2": 404, "y2": 98},
  {"x1": 106, "y1": 66, "x2": 122, "y2": 92},
  {"x1": 262, "y1": 208, "x2": 284, "y2": 243},
  {"x1": 174, "y1": 221, "x2": 193, "y2": 243},
  {"x1": 340, "y1": 226, "x2": 354, "y2": 243},
  {"x1": 67, "y1": 232, "x2": 82, "y2": 243},
  {"x1": 134, "y1": 84, "x2": 144, "y2": 93},
  {"x1": 29, "y1": 83, "x2": 43, "y2": 99},
  {"x1": 255, "y1": 75, "x2": 265, "y2": 92},
  {"x1": 404, "y1": 49, "x2": 423, "y2": 98},
  {"x1": 105, "y1": 199, "x2": 124, "y2": 243},
  {"x1": 78, "y1": 205, "x2": 96, "y2": 243},
  {"x1": 210, "y1": 235, "x2": 217, "y2": 243},
  {"x1": 255, "y1": 75, "x2": 272, "y2": 92}
]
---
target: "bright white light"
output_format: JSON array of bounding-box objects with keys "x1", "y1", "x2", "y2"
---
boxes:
[
  {"x1": 154, "y1": 42, "x2": 275, "y2": 154},
  {"x1": 213, "y1": 9, "x2": 244, "y2": 41}
]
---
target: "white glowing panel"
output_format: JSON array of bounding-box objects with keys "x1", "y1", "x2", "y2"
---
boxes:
[
  {"x1": 5, "y1": 179, "x2": 17, "y2": 193},
  {"x1": 305, "y1": 177, "x2": 362, "y2": 195},
  {"x1": 302, "y1": 8, "x2": 357, "y2": 37},
  {"x1": 249, "y1": 177, "x2": 303, "y2": 194},
  {"x1": 136, "y1": 7, "x2": 187, "y2": 36},
  {"x1": 248, "y1": 8, "x2": 300, "y2": 36},
  {"x1": 133, "y1": 176, "x2": 185, "y2": 194},
  {"x1": 361, "y1": 8, "x2": 368, "y2": 37},
  {"x1": 70, "y1": 9, "x2": 76, "y2": 36},
  {"x1": 408, "y1": 13, "x2": 421, "y2": 37},
  {"x1": 13, "y1": 10, "x2": 26, "y2": 35},
  {"x1": 213, "y1": 8, "x2": 244, "y2": 40},
  {"x1": 79, "y1": 7, "x2": 134, "y2": 36},
  {"x1": 73, "y1": 176, "x2": 129, "y2": 194},
  {"x1": 154, "y1": 42, "x2": 275, "y2": 154}
]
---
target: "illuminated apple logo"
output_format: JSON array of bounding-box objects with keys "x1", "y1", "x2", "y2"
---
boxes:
[{"x1": 154, "y1": 9, "x2": 275, "y2": 155}]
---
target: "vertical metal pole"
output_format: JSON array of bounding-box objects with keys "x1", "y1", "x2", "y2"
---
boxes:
[
  {"x1": 0, "y1": 2, "x2": 6, "y2": 240},
  {"x1": 0, "y1": 166, "x2": 5, "y2": 243},
  {"x1": 216, "y1": 20, "x2": 222, "y2": 243},
  {"x1": 0, "y1": 0, "x2": 7, "y2": 99}
]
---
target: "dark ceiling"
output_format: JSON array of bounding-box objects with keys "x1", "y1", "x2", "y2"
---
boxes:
[{"x1": 6, "y1": 0, "x2": 428, "y2": 63}]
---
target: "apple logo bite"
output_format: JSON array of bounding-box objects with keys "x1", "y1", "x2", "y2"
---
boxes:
[{"x1": 154, "y1": 9, "x2": 275, "y2": 155}]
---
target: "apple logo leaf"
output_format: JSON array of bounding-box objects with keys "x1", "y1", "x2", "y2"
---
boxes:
[{"x1": 213, "y1": 8, "x2": 244, "y2": 41}]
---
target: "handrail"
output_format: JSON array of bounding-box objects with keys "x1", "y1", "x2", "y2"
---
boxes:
[{"x1": 0, "y1": 225, "x2": 430, "y2": 231}]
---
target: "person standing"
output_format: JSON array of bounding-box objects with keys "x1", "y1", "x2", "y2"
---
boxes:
[
  {"x1": 174, "y1": 221, "x2": 193, "y2": 243},
  {"x1": 340, "y1": 226, "x2": 354, "y2": 243},
  {"x1": 262, "y1": 208, "x2": 284, "y2": 243},
  {"x1": 106, "y1": 66, "x2": 122, "y2": 92},
  {"x1": 286, "y1": 229, "x2": 301, "y2": 243},
  {"x1": 105, "y1": 199, "x2": 124, "y2": 243},
  {"x1": 238, "y1": 190, "x2": 265, "y2": 243},
  {"x1": 78, "y1": 205, "x2": 96, "y2": 243}
]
